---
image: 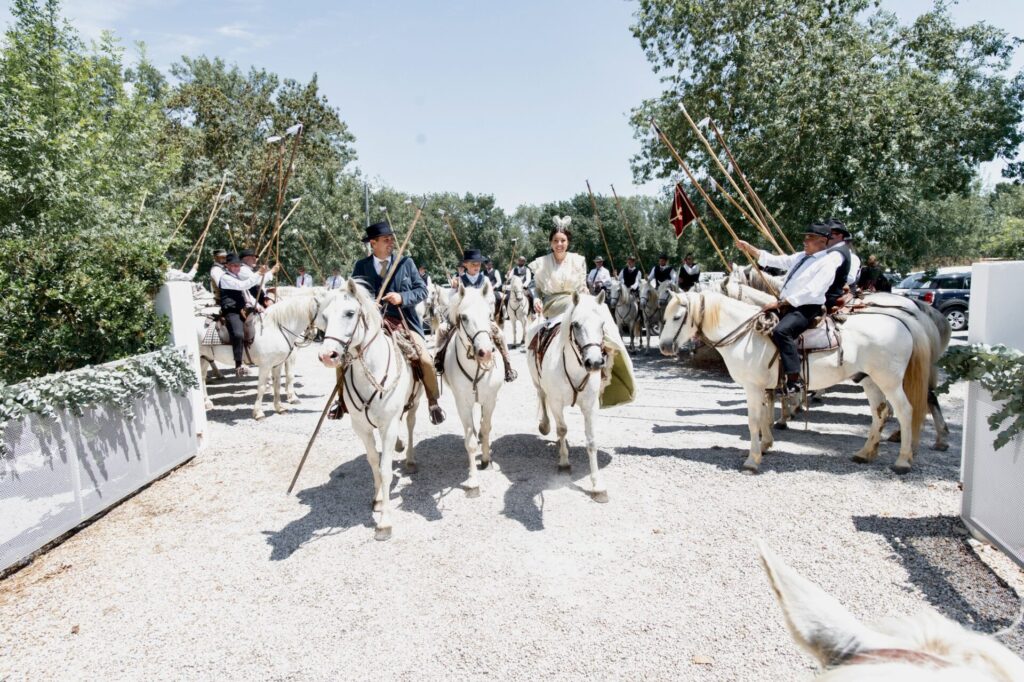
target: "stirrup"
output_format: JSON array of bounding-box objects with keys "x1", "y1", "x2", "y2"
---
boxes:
[{"x1": 428, "y1": 403, "x2": 446, "y2": 425}]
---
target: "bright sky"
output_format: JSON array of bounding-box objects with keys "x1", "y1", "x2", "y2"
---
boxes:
[{"x1": 2, "y1": 0, "x2": 1022, "y2": 210}]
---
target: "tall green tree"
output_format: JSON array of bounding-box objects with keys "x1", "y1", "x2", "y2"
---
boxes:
[{"x1": 629, "y1": 0, "x2": 1024, "y2": 270}]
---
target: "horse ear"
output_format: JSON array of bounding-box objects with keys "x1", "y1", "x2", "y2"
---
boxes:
[
  {"x1": 595, "y1": 290, "x2": 606, "y2": 305},
  {"x1": 572, "y1": 291, "x2": 580, "y2": 306},
  {"x1": 458, "y1": 282, "x2": 466, "y2": 298},
  {"x1": 482, "y1": 279, "x2": 492, "y2": 298},
  {"x1": 347, "y1": 278, "x2": 358, "y2": 295},
  {"x1": 757, "y1": 541, "x2": 896, "y2": 667}
]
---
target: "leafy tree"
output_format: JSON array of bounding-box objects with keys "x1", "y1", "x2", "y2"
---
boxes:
[{"x1": 629, "y1": 0, "x2": 1024, "y2": 271}]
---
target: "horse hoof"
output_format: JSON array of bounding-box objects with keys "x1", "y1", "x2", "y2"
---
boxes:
[
  {"x1": 288, "y1": 396, "x2": 300, "y2": 404},
  {"x1": 557, "y1": 464, "x2": 571, "y2": 474},
  {"x1": 539, "y1": 422, "x2": 550, "y2": 436},
  {"x1": 478, "y1": 459, "x2": 491, "y2": 470},
  {"x1": 404, "y1": 461, "x2": 418, "y2": 474},
  {"x1": 204, "y1": 401, "x2": 214, "y2": 410},
  {"x1": 772, "y1": 421, "x2": 788, "y2": 431},
  {"x1": 591, "y1": 490, "x2": 609, "y2": 503},
  {"x1": 466, "y1": 486, "x2": 480, "y2": 499},
  {"x1": 887, "y1": 431, "x2": 901, "y2": 443},
  {"x1": 890, "y1": 463, "x2": 911, "y2": 475},
  {"x1": 254, "y1": 413, "x2": 266, "y2": 421},
  {"x1": 395, "y1": 439, "x2": 405, "y2": 453},
  {"x1": 851, "y1": 455, "x2": 871, "y2": 464},
  {"x1": 275, "y1": 405, "x2": 287, "y2": 414},
  {"x1": 372, "y1": 501, "x2": 383, "y2": 512},
  {"x1": 374, "y1": 527, "x2": 392, "y2": 541},
  {"x1": 741, "y1": 460, "x2": 759, "y2": 474},
  {"x1": 931, "y1": 442, "x2": 949, "y2": 452}
]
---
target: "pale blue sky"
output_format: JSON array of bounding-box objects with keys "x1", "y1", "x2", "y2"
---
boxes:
[{"x1": 3, "y1": 1, "x2": 1022, "y2": 210}]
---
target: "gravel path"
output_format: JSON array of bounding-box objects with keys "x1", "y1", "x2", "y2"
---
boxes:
[{"x1": 1, "y1": 330, "x2": 1021, "y2": 680}]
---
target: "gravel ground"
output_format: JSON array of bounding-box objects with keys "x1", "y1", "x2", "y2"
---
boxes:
[{"x1": 1, "y1": 329, "x2": 1021, "y2": 681}]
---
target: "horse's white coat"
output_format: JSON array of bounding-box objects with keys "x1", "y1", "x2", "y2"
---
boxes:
[
  {"x1": 505, "y1": 275, "x2": 531, "y2": 346},
  {"x1": 609, "y1": 280, "x2": 642, "y2": 351},
  {"x1": 443, "y1": 282, "x2": 504, "y2": 495},
  {"x1": 317, "y1": 279, "x2": 421, "y2": 540}
]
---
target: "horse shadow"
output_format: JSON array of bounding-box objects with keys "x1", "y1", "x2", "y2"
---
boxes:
[
  {"x1": 489, "y1": 433, "x2": 613, "y2": 532},
  {"x1": 853, "y1": 514, "x2": 1024, "y2": 655}
]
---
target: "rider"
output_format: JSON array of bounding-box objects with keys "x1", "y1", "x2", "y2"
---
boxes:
[
  {"x1": 239, "y1": 248, "x2": 274, "y2": 308},
  {"x1": 586, "y1": 256, "x2": 612, "y2": 296},
  {"x1": 822, "y1": 219, "x2": 854, "y2": 310},
  {"x1": 735, "y1": 222, "x2": 843, "y2": 395},
  {"x1": 351, "y1": 221, "x2": 445, "y2": 425},
  {"x1": 678, "y1": 253, "x2": 701, "y2": 292},
  {"x1": 529, "y1": 218, "x2": 636, "y2": 407},
  {"x1": 482, "y1": 257, "x2": 504, "y2": 319},
  {"x1": 437, "y1": 249, "x2": 517, "y2": 383},
  {"x1": 647, "y1": 254, "x2": 675, "y2": 287},
  {"x1": 209, "y1": 248, "x2": 228, "y2": 304},
  {"x1": 618, "y1": 255, "x2": 642, "y2": 292},
  {"x1": 219, "y1": 254, "x2": 277, "y2": 377},
  {"x1": 295, "y1": 266, "x2": 314, "y2": 288},
  {"x1": 325, "y1": 265, "x2": 344, "y2": 290},
  {"x1": 508, "y1": 255, "x2": 535, "y2": 312}
]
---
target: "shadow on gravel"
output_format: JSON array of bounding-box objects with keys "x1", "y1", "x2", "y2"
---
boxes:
[
  {"x1": 854, "y1": 514, "x2": 1024, "y2": 655},
  {"x1": 489, "y1": 433, "x2": 612, "y2": 532}
]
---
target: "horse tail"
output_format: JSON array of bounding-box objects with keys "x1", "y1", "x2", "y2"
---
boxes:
[{"x1": 902, "y1": 322, "x2": 930, "y2": 447}]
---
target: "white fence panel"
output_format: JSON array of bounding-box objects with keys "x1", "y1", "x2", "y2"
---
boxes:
[{"x1": 960, "y1": 260, "x2": 1024, "y2": 570}]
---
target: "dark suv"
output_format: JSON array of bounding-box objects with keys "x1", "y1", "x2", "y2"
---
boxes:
[{"x1": 907, "y1": 272, "x2": 972, "y2": 331}]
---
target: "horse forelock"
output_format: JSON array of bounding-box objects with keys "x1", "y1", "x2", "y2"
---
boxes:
[
  {"x1": 343, "y1": 278, "x2": 381, "y2": 327},
  {"x1": 449, "y1": 286, "x2": 490, "y2": 324}
]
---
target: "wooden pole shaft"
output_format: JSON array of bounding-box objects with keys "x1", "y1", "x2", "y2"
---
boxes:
[
  {"x1": 293, "y1": 229, "x2": 324, "y2": 280},
  {"x1": 695, "y1": 215, "x2": 732, "y2": 273},
  {"x1": 287, "y1": 382, "x2": 339, "y2": 495},
  {"x1": 377, "y1": 201, "x2": 426, "y2": 304},
  {"x1": 711, "y1": 178, "x2": 784, "y2": 254},
  {"x1": 258, "y1": 197, "x2": 303, "y2": 260},
  {"x1": 585, "y1": 180, "x2": 615, "y2": 273},
  {"x1": 441, "y1": 214, "x2": 464, "y2": 254},
  {"x1": 651, "y1": 119, "x2": 778, "y2": 297},
  {"x1": 610, "y1": 184, "x2": 644, "y2": 274},
  {"x1": 181, "y1": 172, "x2": 228, "y2": 270}
]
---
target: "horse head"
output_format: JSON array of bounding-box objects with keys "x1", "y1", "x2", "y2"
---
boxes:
[
  {"x1": 758, "y1": 541, "x2": 1024, "y2": 680},
  {"x1": 659, "y1": 292, "x2": 698, "y2": 356},
  {"x1": 451, "y1": 281, "x2": 495, "y2": 363},
  {"x1": 568, "y1": 291, "x2": 607, "y2": 371},
  {"x1": 608, "y1": 279, "x2": 622, "y2": 308},
  {"x1": 318, "y1": 278, "x2": 377, "y2": 368}
]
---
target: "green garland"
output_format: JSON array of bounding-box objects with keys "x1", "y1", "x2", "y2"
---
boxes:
[
  {"x1": 0, "y1": 347, "x2": 199, "y2": 456},
  {"x1": 938, "y1": 343, "x2": 1024, "y2": 450}
]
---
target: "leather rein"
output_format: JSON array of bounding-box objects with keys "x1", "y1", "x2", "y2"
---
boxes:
[
  {"x1": 451, "y1": 315, "x2": 495, "y2": 399},
  {"x1": 562, "y1": 321, "x2": 606, "y2": 407}
]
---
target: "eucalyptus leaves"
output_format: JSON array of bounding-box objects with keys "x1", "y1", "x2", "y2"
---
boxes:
[
  {"x1": 938, "y1": 344, "x2": 1024, "y2": 450},
  {"x1": 0, "y1": 348, "x2": 198, "y2": 456}
]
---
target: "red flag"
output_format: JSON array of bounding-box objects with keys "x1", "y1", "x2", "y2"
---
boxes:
[{"x1": 670, "y1": 183, "x2": 697, "y2": 238}]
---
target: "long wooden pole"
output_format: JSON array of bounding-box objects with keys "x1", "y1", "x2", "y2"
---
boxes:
[
  {"x1": 164, "y1": 205, "x2": 193, "y2": 253},
  {"x1": 710, "y1": 178, "x2": 784, "y2": 254},
  {"x1": 258, "y1": 197, "x2": 303, "y2": 260},
  {"x1": 292, "y1": 228, "x2": 324, "y2": 280},
  {"x1": 609, "y1": 184, "x2": 644, "y2": 274},
  {"x1": 181, "y1": 172, "x2": 228, "y2": 270},
  {"x1": 287, "y1": 383, "x2": 339, "y2": 495},
  {"x1": 678, "y1": 104, "x2": 774, "y2": 245},
  {"x1": 585, "y1": 180, "x2": 615, "y2": 273},
  {"x1": 377, "y1": 199, "x2": 427, "y2": 303},
  {"x1": 651, "y1": 119, "x2": 776, "y2": 296},
  {"x1": 694, "y1": 215, "x2": 732, "y2": 273},
  {"x1": 708, "y1": 120, "x2": 795, "y2": 253},
  {"x1": 440, "y1": 212, "x2": 464, "y2": 254}
]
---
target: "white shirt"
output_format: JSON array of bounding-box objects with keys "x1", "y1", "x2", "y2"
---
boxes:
[
  {"x1": 373, "y1": 256, "x2": 392, "y2": 277},
  {"x1": 210, "y1": 263, "x2": 225, "y2": 287},
  {"x1": 509, "y1": 266, "x2": 533, "y2": 287},
  {"x1": 848, "y1": 251, "x2": 861, "y2": 286},
  {"x1": 295, "y1": 273, "x2": 314, "y2": 287},
  {"x1": 587, "y1": 266, "x2": 611, "y2": 291},
  {"x1": 681, "y1": 263, "x2": 701, "y2": 276},
  {"x1": 647, "y1": 265, "x2": 677, "y2": 283},
  {"x1": 325, "y1": 274, "x2": 344, "y2": 290},
  {"x1": 758, "y1": 249, "x2": 843, "y2": 308},
  {"x1": 485, "y1": 269, "x2": 502, "y2": 288},
  {"x1": 239, "y1": 264, "x2": 275, "y2": 285}
]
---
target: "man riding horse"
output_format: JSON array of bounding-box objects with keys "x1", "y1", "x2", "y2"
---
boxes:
[
  {"x1": 508, "y1": 255, "x2": 535, "y2": 312},
  {"x1": 734, "y1": 222, "x2": 842, "y2": 396}
]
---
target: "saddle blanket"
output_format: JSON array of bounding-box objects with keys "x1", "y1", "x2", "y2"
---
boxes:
[{"x1": 797, "y1": 315, "x2": 841, "y2": 354}]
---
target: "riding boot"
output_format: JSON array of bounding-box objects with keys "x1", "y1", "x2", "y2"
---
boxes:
[
  {"x1": 328, "y1": 368, "x2": 347, "y2": 420},
  {"x1": 432, "y1": 325, "x2": 451, "y2": 376},
  {"x1": 491, "y1": 324, "x2": 517, "y2": 382}
]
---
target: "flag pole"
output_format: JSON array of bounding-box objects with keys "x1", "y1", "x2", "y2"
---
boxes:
[
  {"x1": 609, "y1": 185, "x2": 644, "y2": 274},
  {"x1": 585, "y1": 180, "x2": 616, "y2": 274},
  {"x1": 651, "y1": 119, "x2": 776, "y2": 296},
  {"x1": 710, "y1": 178, "x2": 784, "y2": 254},
  {"x1": 439, "y1": 211, "x2": 464, "y2": 254},
  {"x1": 708, "y1": 120, "x2": 795, "y2": 253}
]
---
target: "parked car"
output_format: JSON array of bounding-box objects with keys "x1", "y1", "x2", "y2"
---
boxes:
[{"x1": 897, "y1": 266, "x2": 972, "y2": 331}]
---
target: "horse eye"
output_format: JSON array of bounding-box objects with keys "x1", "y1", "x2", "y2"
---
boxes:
[
  {"x1": 345, "y1": 310, "x2": 355, "y2": 318},
  {"x1": 461, "y1": 314, "x2": 468, "y2": 322}
]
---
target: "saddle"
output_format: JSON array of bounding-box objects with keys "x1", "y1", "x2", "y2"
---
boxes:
[
  {"x1": 203, "y1": 314, "x2": 258, "y2": 346},
  {"x1": 797, "y1": 315, "x2": 842, "y2": 355},
  {"x1": 528, "y1": 321, "x2": 561, "y2": 370}
]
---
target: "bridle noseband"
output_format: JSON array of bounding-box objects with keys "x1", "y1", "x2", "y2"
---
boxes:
[{"x1": 562, "y1": 315, "x2": 607, "y2": 407}]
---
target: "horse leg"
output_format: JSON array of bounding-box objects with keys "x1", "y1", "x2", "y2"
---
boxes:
[
  {"x1": 404, "y1": 396, "x2": 418, "y2": 474},
  {"x1": 852, "y1": 380, "x2": 888, "y2": 464},
  {"x1": 480, "y1": 395, "x2": 496, "y2": 471},
  {"x1": 742, "y1": 387, "x2": 765, "y2": 473},
  {"x1": 537, "y1": 388, "x2": 551, "y2": 436},
  {"x1": 253, "y1": 365, "x2": 269, "y2": 420},
  {"x1": 581, "y1": 400, "x2": 607, "y2": 502},
  {"x1": 286, "y1": 356, "x2": 298, "y2": 403},
  {"x1": 200, "y1": 356, "x2": 214, "y2": 410},
  {"x1": 356, "y1": 427, "x2": 384, "y2": 513},
  {"x1": 272, "y1": 364, "x2": 287, "y2": 413},
  {"x1": 759, "y1": 391, "x2": 774, "y2": 452},
  {"x1": 875, "y1": 378, "x2": 915, "y2": 474},
  {"x1": 554, "y1": 404, "x2": 570, "y2": 472},
  {"x1": 927, "y1": 388, "x2": 949, "y2": 451},
  {"x1": 375, "y1": 422, "x2": 399, "y2": 540},
  {"x1": 457, "y1": 396, "x2": 481, "y2": 496}
]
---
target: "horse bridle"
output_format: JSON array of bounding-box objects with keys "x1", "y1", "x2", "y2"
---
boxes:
[
  {"x1": 562, "y1": 317, "x2": 607, "y2": 407},
  {"x1": 276, "y1": 297, "x2": 323, "y2": 353},
  {"x1": 452, "y1": 313, "x2": 495, "y2": 398}
]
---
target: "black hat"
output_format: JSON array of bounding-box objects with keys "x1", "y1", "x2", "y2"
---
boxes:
[
  {"x1": 462, "y1": 248, "x2": 485, "y2": 263},
  {"x1": 658, "y1": 253, "x2": 669, "y2": 260},
  {"x1": 594, "y1": 255, "x2": 604, "y2": 262},
  {"x1": 363, "y1": 221, "x2": 394, "y2": 243},
  {"x1": 826, "y1": 218, "x2": 851, "y2": 240},
  {"x1": 517, "y1": 255, "x2": 526, "y2": 262},
  {"x1": 626, "y1": 255, "x2": 636, "y2": 260},
  {"x1": 483, "y1": 257, "x2": 493, "y2": 264},
  {"x1": 239, "y1": 248, "x2": 256, "y2": 258},
  {"x1": 225, "y1": 253, "x2": 242, "y2": 265},
  {"x1": 213, "y1": 248, "x2": 228, "y2": 258},
  {"x1": 804, "y1": 222, "x2": 831, "y2": 239}
]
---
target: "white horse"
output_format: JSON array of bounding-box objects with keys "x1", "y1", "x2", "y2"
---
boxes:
[
  {"x1": 527, "y1": 291, "x2": 611, "y2": 502},
  {"x1": 443, "y1": 281, "x2": 504, "y2": 496},
  {"x1": 197, "y1": 294, "x2": 331, "y2": 419},
  {"x1": 731, "y1": 265, "x2": 952, "y2": 450},
  {"x1": 758, "y1": 542, "x2": 1024, "y2": 681},
  {"x1": 659, "y1": 291, "x2": 931, "y2": 473},
  {"x1": 426, "y1": 282, "x2": 449, "y2": 338},
  {"x1": 505, "y1": 274, "x2": 531, "y2": 347},
  {"x1": 637, "y1": 279, "x2": 660, "y2": 349},
  {"x1": 318, "y1": 278, "x2": 421, "y2": 541},
  {"x1": 608, "y1": 280, "x2": 642, "y2": 351}
]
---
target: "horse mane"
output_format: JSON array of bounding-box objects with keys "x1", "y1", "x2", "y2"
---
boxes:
[
  {"x1": 700, "y1": 292, "x2": 722, "y2": 331},
  {"x1": 264, "y1": 295, "x2": 317, "y2": 326},
  {"x1": 347, "y1": 278, "x2": 382, "y2": 327}
]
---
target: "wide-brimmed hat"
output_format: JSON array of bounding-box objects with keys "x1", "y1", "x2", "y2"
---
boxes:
[
  {"x1": 239, "y1": 248, "x2": 256, "y2": 258},
  {"x1": 626, "y1": 255, "x2": 636, "y2": 261},
  {"x1": 225, "y1": 253, "x2": 242, "y2": 265},
  {"x1": 658, "y1": 253, "x2": 669, "y2": 260},
  {"x1": 826, "y1": 218, "x2": 851, "y2": 240},
  {"x1": 594, "y1": 255, "x2": 604, "y2": 263},
  {"x1": 213, "y1": 248, "x2": 228, "y2": 258},
  {"x1": 462, "y1": 248, "x2": 485, "y2": 263},
  {"x1": 804, "y1": 222, "x2": 831, "y2": 239},
  {"x1": 363, "y1": 221, "x2": 394, "y2": 243}
]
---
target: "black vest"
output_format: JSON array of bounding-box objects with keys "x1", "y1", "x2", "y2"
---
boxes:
[
  {"x1": 511, "y1": 265, "x2": 530, "y2": 280},
  {"x1": 678, "y1": 265, "x2": 700, "y2": 290},
  {"x1": 824, "y1": 242, "x2": 851, "y2": 307},
  {"x1": 484, "y1": 268, "x2": 500, "y2": 289},
  {"x1": 653, "y1": 265, "x2": 673, "y2": 284},
  {"x1": 220, "y1": 286, "x2": 246, "y2": 312},
  {"x1": 621, "y1": 266, "x2": 640, "y2": 287},
  {"x1": 460, "y1": 272, "x2": 487, "y2": 289}
]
